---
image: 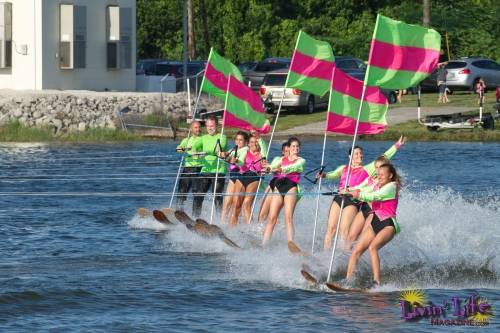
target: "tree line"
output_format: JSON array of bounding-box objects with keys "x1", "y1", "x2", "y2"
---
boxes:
[{"x1": 137, "y1": 0, "x2": 500, "y2": 63}]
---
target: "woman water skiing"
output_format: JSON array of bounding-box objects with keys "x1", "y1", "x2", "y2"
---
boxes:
[
  {"x1": 229, "y1": 134, "x2": 266, "y2": 226},
  {"x1": 345, "y1": 155, "x2": 392, "y2": 249},
  {"x1": 262, "y1": 137, "x2": 305, "y2": 246},
  {"x1": 221, "y1": 131, "x2": 249, "y2": 223},
  {"x1": 320, "y1": 136, "x2": 405, "y2": 249},
  {"x1": 258, "y1": 141, "x2": 290, "y2": 223},
  {"x1": 343, "y1": 163, "x2": 402, "y2": 287}
]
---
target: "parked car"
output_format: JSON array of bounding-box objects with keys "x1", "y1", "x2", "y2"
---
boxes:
[
  {"x1": 335, "y1": 56, "x2": 367, "y2": 78},
  {"x1": 136, "y1": 59, "x2": 166, "y2": 75},
  {"x1": 155, "y1": 61, "x2": 206, "y2": 78},
  {"x1": 443, "y1": 57, "x2": 500, "y2": 91},
  {"x1": 244, "y1": 58, "x2": 291, "y2": 90},
  {"x1": 259, "y1": 69, "x2": 328, "y2": 114},
  {"x1": 335, "y1": 56, "x2": 397, "y2": 103},
  {"x1": 238, "y1": 61, "x2": 257, "y2": 74}
]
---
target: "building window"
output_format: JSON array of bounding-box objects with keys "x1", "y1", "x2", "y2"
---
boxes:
[
  {"x1": 0, "y1": 2, "x2": 12, "y2": 68},
  {"x1": 106, "y1": 6, "x2": 132, "y2": 69},
  {"x1": 60, "y1": 4, "x2": 86, "y2": 69}
]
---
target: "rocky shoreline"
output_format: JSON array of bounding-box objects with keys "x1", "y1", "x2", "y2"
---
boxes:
[{"x1": 0, "y1": 90, "x2": 199, "y2": 136}]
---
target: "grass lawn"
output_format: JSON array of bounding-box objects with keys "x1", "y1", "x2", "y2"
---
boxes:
[
  {"x1": 268, "y1": 91, "x2": 498, "y2": 132},
  {"x1": 0, "y1": 122, "x2": 144, "y2": 142}
]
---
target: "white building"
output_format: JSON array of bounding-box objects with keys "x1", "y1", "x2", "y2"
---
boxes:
[{"x1": 0, "y1": 0, "x2": 136, "y2": 91}]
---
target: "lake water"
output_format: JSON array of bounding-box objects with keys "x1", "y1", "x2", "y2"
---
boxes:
[{"x1": 0, "y1": 140, "x2": 499, "y2": 332}]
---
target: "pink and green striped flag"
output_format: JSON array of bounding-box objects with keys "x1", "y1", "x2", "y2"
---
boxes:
[
  {"x1": 327, "y1": 68, "x2": 388, "y2": 135},
  {"x1": 224, "y1": 76, "x2": 270, "y2": 134},
  {"x1": 200, "y1": 48, "x2": 244, "y2": 101},
  {"x1": 365, "y1": 14, "x2": 441, "y2": 89},
  {"x1": 286, "y1": 30, "x2": 335, "y2": 97}
]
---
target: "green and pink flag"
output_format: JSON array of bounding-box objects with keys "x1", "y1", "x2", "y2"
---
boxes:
[
  {"x1": 223, "y1": 76, "x2": 270, "y2": 134},
  {"x1": 365, "y1": 14, "x2": 441, "y2": 89},
  {"x1": 200, "y1": 48, "x2": 244, "y2": 101},
  {"x1": 286, "y1": 30, "x2": 335, "y2": 97},
  {"x1": 327, "y1": 67, "x2": 388, "y2": 135}
]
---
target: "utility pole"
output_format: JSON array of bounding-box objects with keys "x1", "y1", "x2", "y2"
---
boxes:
[
  {"x1": 183, "y1": 0, "x2": 188, "y2": 91},
  {"x1": 187, "y1": 0, "x2": 196, "y2": 59},
  {"x1": 423, "y1": 0, "x2": 430, "y2": 27}
]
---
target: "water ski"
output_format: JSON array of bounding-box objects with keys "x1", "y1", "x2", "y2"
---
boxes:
[
  {"x1": 300, "y1": 264, "x2": 319, "y2": 284},
  {"x1": 137, "y1": 207, "x2": 151, "y2": 217},
  {"x1": 288, "y1": 241, "x2": 308, "y2": 256},
  {"x1": 174, "y1": 210, "x2": 195, "y2": 226},
  {"x1": 325, "y1": 282, "x2": 367, "y2": 293},
  {"x1": 195, "y1": 218, "x2": 240, "y2": 249},
  {"x1": 152, "y1": 210, "x2": 175, "y2": 225}
]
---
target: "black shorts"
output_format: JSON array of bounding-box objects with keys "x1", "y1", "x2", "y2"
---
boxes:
[
  {"x1": 229, "y1": 170, "x2": 240, "y2": 183},
  {"x1": 359, "y1": 202, "x2": 372, "y2": 219},
  {"x1": 371, "y1": 214, "x2": 395, "y2": 235},
  {"x1": 239, "y1": 171, "x2": 261, "y2": 188},
  {"x1": 274, "y1": 178, "x2": 297, "y2": 198},
  {"x1": 333, "y1": 194, "x2": 359, "y2": 209},
  {"x1": 268, "y1": 177, "x2": 278, "y2": 191},
  {"x1": 438, "y1": 84, "x2": 446, "y2": 94}
]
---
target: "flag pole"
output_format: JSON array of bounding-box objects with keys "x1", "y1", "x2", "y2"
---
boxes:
[
  {"x1": 325, "y1": 16, "x2": 378, "y2": 282},
  {"x1": 168, "y1": 49, "x2": 213, "y2": 208},
  {"x1": 310, "y1": 66, "x2": 335, "y2": 254},
  {"x1": 248, "y1": 31, "x2": 301, "y2": 223},
  {"x1": 417, "y1": 85, "x2": 424, "y2": 124},
  {"x1": 209, "y1": 75, "x2": 230, "y2": 224},
  {"x1": 326, "y1": 84, "x2": 367, "y2": 282}
]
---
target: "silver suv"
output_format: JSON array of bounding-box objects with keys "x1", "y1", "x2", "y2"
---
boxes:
[
  {"x1": 445, "y1": 57, "x2": 500, "y2": 91},
  {"x1": 259, "y1": 69, "x2": 328, "y2": 114}
]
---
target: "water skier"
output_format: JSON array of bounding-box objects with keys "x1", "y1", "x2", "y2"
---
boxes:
[
  {"x1": 175, "y1": 121, "x2": 204, "y2": 210},
  {"x1": 262, "y1": 138, "x2": 305, "y2": 246},
  {"x1": 258, "y1": 141, "x2": 290, "y2": 223},
  {"x1": 229, "y1": 133, "x2": 266, "y2": 226},
  {"x1": 319, "y1": 136, "x2": 405, "y2": 249},
  {"x1": 192, "y1": 116, "x2": 228, "y2": 218},
  {"x1": 221, "y1": 131, "x2": 249, "y2": 223},
  {"x1": 343, "y1": 163, "x2": 402, "y2": 287}
]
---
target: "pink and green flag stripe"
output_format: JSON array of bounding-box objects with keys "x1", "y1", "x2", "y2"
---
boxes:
[
  {"x1": 200, "y1": 48, "x2": 243, "y2": 101},
  {"x1": 365, "y1": 14, "x2": 441, "y2": 89},
  {"x1": 224, "y1": 76, "x2": 270, "y2": 134},
  {"x1": 287, "y1": 30, "x2": 335, "y2": 97},
  {"x1": 327, "y1": 68, "x2": 388, "y2": 135}
]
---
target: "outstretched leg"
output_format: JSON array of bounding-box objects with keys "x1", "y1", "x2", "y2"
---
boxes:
[
  {"x1": 323, "y1": 200, "x2": 341, "y2": 250},
  {"x1": 262, "y1": 191, "x2": 284, "y2": 246},
  {"x1": 283, "y1": 188, "x2": 298, "y2": 242},
  {"x1": 242, "y1": 181, "x2": 259, "y2": 224},
  {"x1": 221, "y1": 180, "x2": 236, "y2": 223},
  {"x1": 229, "y1": 181, "x2": 244, "y2": 227},
  {"x1": 368, "y1": 226, "x2": 395, "y2": 284},
  {"x1": 258, "y1": 186, "x2": 272, "y2": 223},
  {"x1": 346, "y1": 214, "x2": 375, "y2": 279}
]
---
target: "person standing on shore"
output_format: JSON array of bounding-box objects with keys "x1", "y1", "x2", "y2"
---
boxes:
[
  {"x1": 476, "y1": 78, "x2": 486, "y2": 105},
  {"x1": 175, "y1": 121, "x2": 204, "y2": 210},
  {"x1": 437, "y1": 63, "x2": 449, "y2": 103},
  {"x1": 192, "y1": 116, "x2": 228, "y2": 218}
]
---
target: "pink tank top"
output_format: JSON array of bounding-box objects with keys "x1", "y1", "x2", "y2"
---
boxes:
[
  {"x1": 339, "y1": 166, "x2": 369, "y2": 189},
  {"x1": 278, "y1": 156, "x2": 301, "y2": 184},
  {"x1": 372, "y1": 197, "x2": 398, "y2": 221},
  {"x1": 240, "y1": 150, "x2": 262, "y2": 173}
]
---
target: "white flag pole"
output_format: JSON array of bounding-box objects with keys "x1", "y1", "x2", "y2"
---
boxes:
[
  {"x1": 209, "y1": 75, "x2": 230, "y2": 224},
  {"x1": 168, "y1": 53, "x2": 210, "y2": 208},
  {"x1": 247, "y1": 31, "x2": 302, "y2": 223}
]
